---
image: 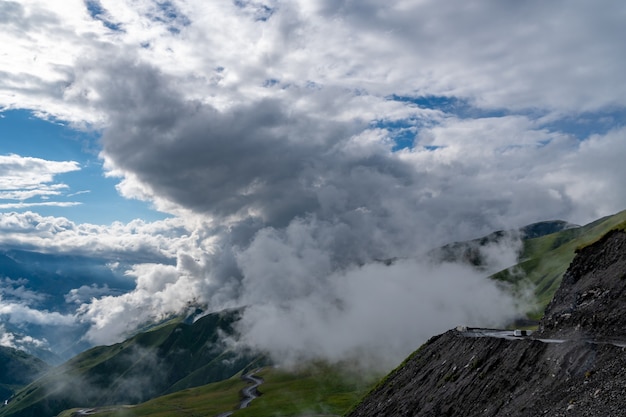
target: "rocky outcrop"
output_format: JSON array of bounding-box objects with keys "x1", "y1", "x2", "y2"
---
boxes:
[
  {"x1": 347, "y1": 332, "x2": 626, "y2": 417},
  {"x1": 347, "y1": 230, "x2": 626, "y2": 417},
  {"x1": 537, "y1": 229, "x2": 626, "y2": 340}
]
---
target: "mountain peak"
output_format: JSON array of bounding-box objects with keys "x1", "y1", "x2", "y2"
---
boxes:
[{"x1": 519, "y1": 219, "x2": 580, "y2": 239}]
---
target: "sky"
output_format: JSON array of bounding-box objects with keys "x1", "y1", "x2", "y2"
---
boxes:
[
  {"x1": 0, "y1": 109, "x2": 168, "y2": 223},
  {"x1": 1, "y1": 0, "x2": 626, "y2": 367}
]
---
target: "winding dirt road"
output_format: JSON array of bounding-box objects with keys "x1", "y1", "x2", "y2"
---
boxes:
[
  {"x1": 239, "y1": 372, "x2": 263, "y2": 409},
  {"x1": 216, "y1": 370, "x2": 264, "y2": 417}
]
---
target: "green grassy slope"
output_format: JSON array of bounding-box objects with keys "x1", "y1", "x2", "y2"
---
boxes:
[
  {"x1": 58, "y1": 375, "x2": 246, "y2": 417},
  {"x1": 234, "y1": 365, "x2": 377, "y2": 417},
  {"x1": 59, "y1": 364, "x2": 378, "y2": 417},
  {"x1": 493, "y1": 209, "x2": 626, "y2": 317},
  {"x1": 433, "y1": 220, "x2": 576, "y2": 269},
  {"x1": 0, "y1": 309, "x2": 263, "y2": 417}
]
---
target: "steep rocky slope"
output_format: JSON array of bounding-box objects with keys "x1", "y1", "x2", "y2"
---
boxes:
[
  {"x1": 347, "y1": 229, "x2": 626, "y2": 417},
  {"x1": 537, "y1": 228, "x2": 626, "y2": 340}
]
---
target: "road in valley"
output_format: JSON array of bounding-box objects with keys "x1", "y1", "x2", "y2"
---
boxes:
[
  {"x1": 239, "y1": 372, "x2": 264, "y2": 409},
  {"x1": 215, "y1": 370, "x2": 264, "y2": 417}
]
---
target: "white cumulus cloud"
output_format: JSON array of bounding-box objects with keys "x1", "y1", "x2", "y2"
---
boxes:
[{"x1": 1, "y1": 0, "x2": 625, "y2": 368}]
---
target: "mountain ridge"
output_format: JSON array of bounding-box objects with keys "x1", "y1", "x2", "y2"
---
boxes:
[
  {"x1": 346, "y1": 227, "x2": 626, "y2": 416},
  {"x1": 0, "y1": 347, "x2": 49, "y2": 402},
  {"x1": 0, "y1": 309, "x2": 265, "y2": 417}
]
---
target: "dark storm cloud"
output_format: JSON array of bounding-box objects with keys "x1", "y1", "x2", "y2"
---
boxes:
[
  {"x1": 100, "y1": 62, "x2": 324, "y2": 221},
  {"x1": 95, "y1": 59, "x2": 433, "y2": 253}
]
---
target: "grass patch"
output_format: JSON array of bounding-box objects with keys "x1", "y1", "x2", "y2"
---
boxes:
[
  {"x1": 233, "y1": 364, "x2": 378, "y2": 417},
  {"x1": 62, "y1": 375, "x2": 246, "y2": 417},
  {"x1": 57, "y1": 364, "x2": 378, "y2": 417},
  {"x1": 575, "y1": 219, "x2": 626, "y2": 252},
  {"x1": 491, "y1": 209, "x2": 626, "y2": 315}
]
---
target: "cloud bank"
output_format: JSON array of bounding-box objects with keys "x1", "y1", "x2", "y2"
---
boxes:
[
  {"x1": 0, "y1": 154, "x2": 81, "y2": 209},
  {"x1": 1, "y1": 0, "x2": 626, "y2": 367}
]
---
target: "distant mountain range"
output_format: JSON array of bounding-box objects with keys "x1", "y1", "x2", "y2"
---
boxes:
[
  {"x1": 0, "y1": 250, "x2": 139, "y2": 314},
  {"x1": 432, "y1": 219, "x2": 578, "y2": 268},
  {"x1": 0, "y1": 250, "x2": 140, "y2": 360}
]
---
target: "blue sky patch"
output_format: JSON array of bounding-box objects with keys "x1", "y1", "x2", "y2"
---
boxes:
[
  {"x1": 539, "y1": 107, "x2": 626, "y2": 140},
  {"x1": 371, "y1": 118, "x2": 418, "y2": 151},
  {"x1": 148, "y1": 0, "x2": 191, "y2": 34},
  {"x1": 233, "y1": 0, "x2": 276, "y2": 21},
  {"x1": 0, "y1": 110, "x2": 168, "y2": 225},
  {"x1": 263, "y1": 79, "x2": 280, "y2": 88},
  {"x1": 85, "y1": 0, "x2": 124, "y2": 32},
  {"x1": 388, "y1": 94, "x2": 509, "y2": 119}
]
